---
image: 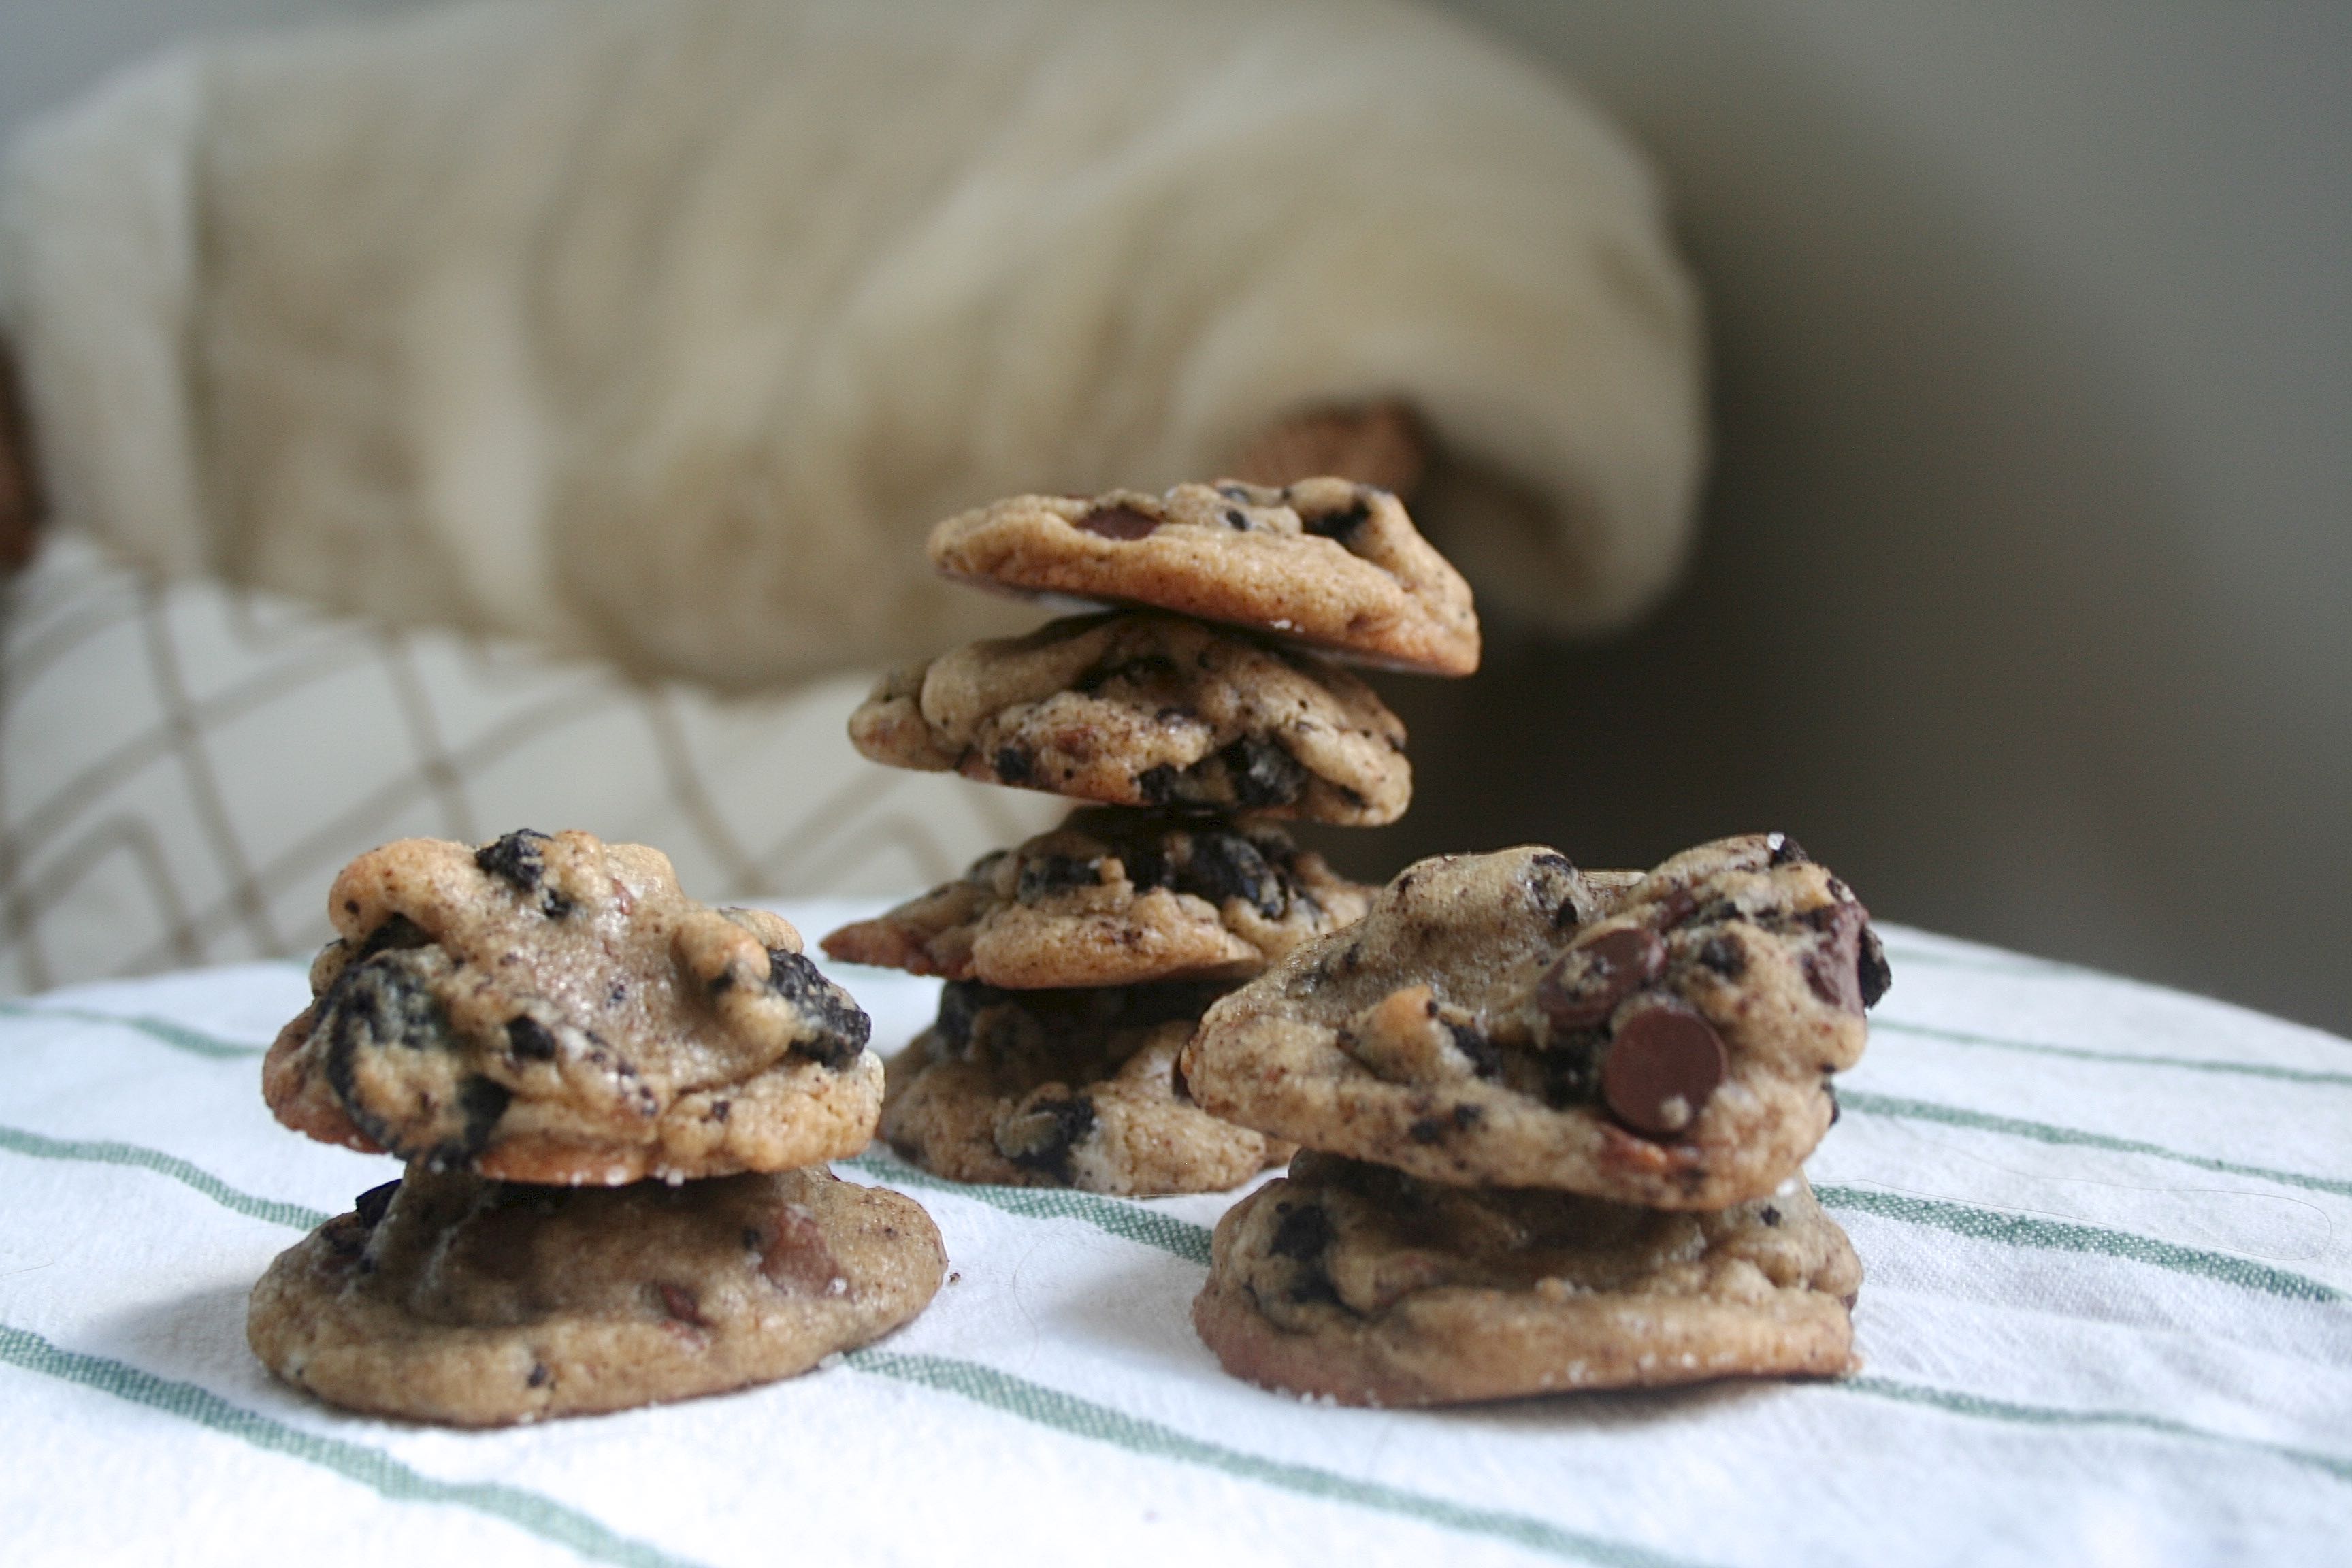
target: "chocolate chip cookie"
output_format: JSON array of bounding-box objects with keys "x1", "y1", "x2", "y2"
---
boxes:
[
  {"x1": 821, "y1": 808, "x2": 1373, "y2": 990},
  {"x1": 1193, "y1": 1151, "x2": 1861, "y2": 1407},
  {"x1": 1178, "y1": 836, "x2": 1887, "y2": 1209},
  {"x1": 926, "y1": 479, "x2": 1478, "y2": 676},
  {"x1": 264, "y1": 830, "x2": 883, "y2": 1185},
  {"x1": 248, "y1": 1165, "x2": 943, "y2": 1426},
  {"x1": 847, "y1": 611, "x2": 1410, "y2": 824},
  {"x1": 881, "y1": 979, "x2": 1292, "y2": 1195}
]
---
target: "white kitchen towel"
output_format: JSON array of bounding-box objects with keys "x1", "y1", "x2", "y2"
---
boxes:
[{"x1": 1, "y1": 909, "x2": 2345, "y2": 1567}]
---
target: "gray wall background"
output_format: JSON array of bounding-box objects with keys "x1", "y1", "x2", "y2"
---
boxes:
[{"x1": 3, "y1": 1, "x2": 2347, "y2": 1031}]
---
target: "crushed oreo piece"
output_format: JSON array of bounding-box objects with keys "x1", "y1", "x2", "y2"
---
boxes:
[
  {"x1": 995, "y1": 1092, "x2": 1098, "y2": 1184},
  {"x1": 353, "y1": 1179, "x2": 401, "y2": 1228},
  {"x1": 764, "y1": 949, "x2": 870, "y2": 1068}
]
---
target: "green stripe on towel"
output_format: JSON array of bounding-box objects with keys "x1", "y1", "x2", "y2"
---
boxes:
[
  {"x1": 1814, "y1": 1185, "x2": 2340, "y2": 1302},
  {"x1": 0, "y1": 1000, "x2": 268, "y2": 1059},
  {"x1": 1840, "y1": 1090, "x2": 2352, "y2": 1198},
  {"x1": 0, "y1": 1323, "x2": 707, "y2": 1568},
  {"x1": 847, "y1": 1349, "x2": 1710, "y2": 1568},
  {"x1": 0, "y1": 1123, "x2": 329, "y2": 1230},
  {"x1": 1871, "y1": 1018, "x2": 2352, "y2": 1087}
]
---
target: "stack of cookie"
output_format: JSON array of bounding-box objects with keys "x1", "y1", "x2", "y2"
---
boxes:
[
  {"x1": 823, "y1": 478, "x2": 1479, "y2": 1194},
  {"x1": 1178, "y1": 833, "x2": 1891, "y2": 1406},
  {"x1": 248, "y1": 829, "x2": 945, "y2": 1426}
]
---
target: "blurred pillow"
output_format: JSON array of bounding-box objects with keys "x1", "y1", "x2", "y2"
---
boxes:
[
  {"x1": 0, "y1": 534, "x2": 1055, "y2": 994},
  {"x1": 0, "y1": 0, "x2": 1702, "y2": 688}
]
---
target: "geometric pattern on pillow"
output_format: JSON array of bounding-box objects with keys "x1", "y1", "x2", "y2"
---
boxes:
[{"x1": 0, "y1": 534, "x2": 1056, "y2": 994}]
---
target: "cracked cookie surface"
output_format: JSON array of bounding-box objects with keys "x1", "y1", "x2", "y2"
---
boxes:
[
  {"x1": 1194, "y1": 1151, "x2": 1860, "y2": 1407},
  {"x1": 1179, "y1": 836, "x2": 1888, "y2": 1208},
  {"x1": 881, "y1": 979, "x2": 1291, "y2": 1195},
  {"x1": 248, "y1": 1165, "x2": 942, "y2": 1426},
  {"x1": 848, "y1": 611, "x2": 1409, "y2": 824},
  {"x1": 263, "y1": 830, "x2": 883, "y2": 1184},
  {"x1": 926, "y1": 478, "x2": 1478, "y2": 676},
  {"x1": 823, "y1": 808, "x2": 1373, "y2": 989}
]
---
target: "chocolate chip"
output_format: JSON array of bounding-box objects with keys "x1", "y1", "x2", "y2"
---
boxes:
[
  {"x1": 527, "y1": 1362, "x2": 551, "y2": 1388},
  {"x1": 1136, "y1": 764, "x2": 1181, "y2": 805},
  {"x1": 1183, "y1": 830, "x2": 1284, "y2": 917},
  {"x1": 474, "y1": 829, "x2": 551, "y2": 892},
  {"x1": 506, "y1": 1015, "x2": 558, "y2": 1061},
  {"x1": 1759, "y1": 1204, "x2": 1782, "y2": 1227},
  {"x1": 1767, "y1": 833, "x2": 1811, "y2": 866},
  {"x1": 319, "y1": 949, "x2": 510, "y2": 1166},
  {"x1": 1600, "y1": 997, "x2": 1727, "y2": 1138},
  {"x1": 1538, "y1": 926, "x2": 1667, "y2": 1031},
  {"x1": 1408, "y1": 1116, "x2": 1446, "y2": 1143},
  {"x1": 1016, "y1": 853, "x2": 1106, "y2": 902},
  {"x1": 1076, "y1": 505, "x2": 1158, "y2": 540},
  {"x1": 710, "y1": 1100, "x2": 731, "y2": 1123},
  {"x1": 992, "y1": 747, "x2": 1037, "y2": 787},
  {"x1": 1452, "y1": 1102, "x2": 1483, "y2": 1129},
  {"x1": 657, "y1": 1283, "x2": 712, "y2": 1327},
  {"x1": 353, "y1": 1179, "x2": 401, "y2": 1228},
  {"x1": 1801, "y1": 904, "x2": 1868, "y2": 1012},
  {"x1": 1218, "y1": 736, "x2": 1307, "y2": 808},
  {"x1": 1268, "y1": 1201, "x2": 1332, "y2": 1262},
  {"x1": 1224, "y1": 508, "x2": 1249, "y2": 529},
  {"x1": 1697, "y1": 934, "x2": 1746, "y2": 977},
  {"x1": 766, "y1": 948, "x2": 870, "y2": 1067},
  {"x1": 995, "y1": 1092, "x2": 1098, "y2": 1184},
  {"x1": 1857, "y1": 924, "x2": 1893, "y2": 1008},
  {"x1": 1445, "y1": 1021, "x2": 1503, "y2": 1079},
  {"x1": 356, "y1": 914, "x2": 431, "y2": 959},
  {"x1": 1301, "y1": 502, "x2": 1370, "y2": 541}
]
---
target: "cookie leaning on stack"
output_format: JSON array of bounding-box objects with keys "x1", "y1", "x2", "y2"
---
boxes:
[
  {"x1": 1179, "y1": 833, "x2": 1889, "y2": 1406},
  {"x1": 249, "y1": 829, "x2": 945, "y2": 1426},
  {"x1": 823, "y1": 477, "x2": 1479, "y2": 1194}
]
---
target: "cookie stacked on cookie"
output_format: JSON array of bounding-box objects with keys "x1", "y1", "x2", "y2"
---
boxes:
[
  {"x1": 1179, "y1": 834, "x2": 1891, "y2": 1405},
  {"x1": 823, "y1": 478, "x2": 1479, "y2": 1194},
  {"x1": 249, "y1": 829, "x2": 945, "y2": 1425}
]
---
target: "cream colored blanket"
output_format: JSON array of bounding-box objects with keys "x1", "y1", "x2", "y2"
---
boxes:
[{"x1": 1, "y1": 0, "x2": 1701, "y2": 689}]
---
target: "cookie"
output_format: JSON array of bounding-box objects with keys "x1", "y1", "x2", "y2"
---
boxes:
[
  {"x1": 847, "y1": 611, "x2": 1410, "y2": 825},
  {"x1": 264, "y1": 830, "x2": 883, "y2": 1185},
  {"x1": 926, "y1": 478, "x2": 1478, "y2": 676},
  {"x1": 881, "y1": 979, "x2": 1292, "y2": 1195},
  {"x1": 1179, "y1": 835, "x2": 1888, "y2": 1209},
  {"x1": 821, "y1": 808, "x2": 1374, "y2": 989},
  {"x1": 248, "y1": 1164, "x2": 943, "y2": 1426},
  {"x1": 1192, "y1": 1151, "x2": 1860, "y2": 1407}
]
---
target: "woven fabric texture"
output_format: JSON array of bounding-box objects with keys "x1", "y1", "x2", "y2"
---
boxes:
[
  {"x1": 0, "y1": 536, "x2": 1055, "y2": 993},
  {"x1": 0, "y1": 913, "x2": 2345, "y2": 1566}
]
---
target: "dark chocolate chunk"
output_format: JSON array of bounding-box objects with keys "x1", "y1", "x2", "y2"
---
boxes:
[
  {"x1": 992, "y1": 747, "x2": 1038, "y2": 787},
  {"x1": 1301, "y1": 502, "x2": 1370, "y2": 541},
  {"x1": 353, "y1": 1179, "x2": 401, "y2": 1228},
  {"x1": 1076, "y1": 505, "x2": 1158, "y2": 540},
  {"x1": 1016, "y1": 853, "x2": 1106, "y2": 902},
  {"x1": 505, "y1": 1015, "x2": 559, "y2": 1061},
  {"x1": 1697, "y1": 934, "x2": 1747, "y2": 977},
  {"x1": 1767, "y1": 833, "x2": 1812, "y2": 866},
  {"x1": 1217, "y1": 735, "x2": 1307, "y2": 809},
  {"x1": 1408, "y1": 1116, "x2": 1446, "y2": 1144},
  {"x1": 1268, "y1": 1200, "x2": 1333, "y2": 1262},
  {"x1": 1183, "y1": 829, "x2": 1285, "y2": 917},
  {"x1": 1857, "y1": 924, "x2": 1893, "y2": 1008},
  {"x1": 1444, "y1": 1020, "x2": 1503, "y2": 1079},
  {"x1": 657, "y1": 1282, "x2": 713, "y2": 1327},
  {"x1": 1759, "y1": 1204, "x2": 1782, "y2": 1227},
  {"x1": 474, "y1": 828, "x2": 551, "y2": 892},
  {"x1": 765, "y1": 948, "x2": 871, "y2": 1068},
  {"x1": 995, "y1": 1091, "x2": 1098, "y2": 1183},
  {"x1": 1537, "y1": 926, "x2": 1667, "y2": 1032},
  {"x1": 1224, "y1": 508, "x2": 1250, "y2": 529},
  {"x1": 1135, "y1": 764, "x2": 1181, "y2": 805},
  {"x1": 1600, "y1": 996, "x2": 1727, "y2": 1138},
  {"x1": 356, "y1": 913, "x2": 431, "y2": 960},
  {"x1": 1801, "y1": 904, "x2": 1868, "y2": 1011},
  {"x1": 527, "y1": 1362, "x2": 552, "y2": 1388}
]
